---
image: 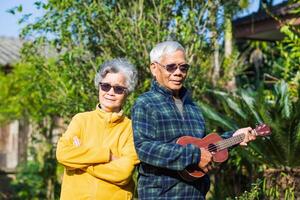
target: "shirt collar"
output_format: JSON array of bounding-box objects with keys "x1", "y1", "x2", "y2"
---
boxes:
[{"x1": 150, "y1": 80, "x2": 190, "y2": 102}]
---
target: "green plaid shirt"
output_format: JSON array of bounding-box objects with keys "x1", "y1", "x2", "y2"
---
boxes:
[{"x1": 132, "y1": 80, "x2": 213, "y2": 200}]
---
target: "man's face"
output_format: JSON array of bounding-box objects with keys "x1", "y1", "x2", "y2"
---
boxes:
[{"x1": 150, "y1": 50, "x2": 188, "y2": 94}]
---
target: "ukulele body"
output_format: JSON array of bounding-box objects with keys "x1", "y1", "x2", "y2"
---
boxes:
[
  {"x1": 176, "y1": 133, "x2": 229, "y2": 180},
  {"x1": 176, "y1": 124, "x2": 271, "y2": 181}
]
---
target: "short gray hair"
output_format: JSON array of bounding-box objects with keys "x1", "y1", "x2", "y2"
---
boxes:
[
  {"x1": 94, "y1": 58, "x2": 138, "y2": 93},
  {"x1": 149, "y1": 41, "x2": 185, "y2": 63}
]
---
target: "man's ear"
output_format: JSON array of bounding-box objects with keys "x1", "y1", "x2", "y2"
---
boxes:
[{"x1": 150, "y1": 63, "x2": 157, "y2": 77}]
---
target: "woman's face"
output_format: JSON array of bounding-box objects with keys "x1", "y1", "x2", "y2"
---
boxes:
[{"x1": 98, "y1": 72, "x2": 128, "y2": 112}]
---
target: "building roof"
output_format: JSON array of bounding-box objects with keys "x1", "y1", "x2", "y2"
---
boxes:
[
  {"x1": 0, "y1": 37, "x2": 23, "y2": 66},
  {"x1": 233, "y1": 2, "x2": 300, "y2": 41}
]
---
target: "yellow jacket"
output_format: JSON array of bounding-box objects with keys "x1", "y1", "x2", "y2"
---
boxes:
[{"x1": 56, "y1": 106, "x2": 139, "y2": 200}]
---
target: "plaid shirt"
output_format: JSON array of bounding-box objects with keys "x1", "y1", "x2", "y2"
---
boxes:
[{"x1": 132, "y1": 80, "x2": 213, "y2": 200}]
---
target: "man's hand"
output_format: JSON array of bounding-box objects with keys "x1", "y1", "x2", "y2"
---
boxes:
[
  {"x1": 233, "y1": 127, "x2": 256, "y2": 146},
  {"x1": 198, "y1": 148, "x2": 213, "y2": 173}
]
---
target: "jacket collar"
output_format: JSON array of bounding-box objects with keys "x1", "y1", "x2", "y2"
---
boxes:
[{"x1": 95, "y1": 104, "x2": 125, "y2": 124}]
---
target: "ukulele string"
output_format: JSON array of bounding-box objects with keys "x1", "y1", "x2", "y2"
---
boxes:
[
  {"x1": 205, "y1": 134, "x2": 245, "y2": 152},
  {"x1": 206, "y1": 145, "x2": 218, "y2": 152},
  {"x1": 215, "y1": 126, "x2": 270, "y2": 150}
]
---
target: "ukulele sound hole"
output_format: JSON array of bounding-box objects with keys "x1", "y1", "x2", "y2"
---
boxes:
[{"x1": 208, "y1": 143, "x2": 217, "y2": 153}]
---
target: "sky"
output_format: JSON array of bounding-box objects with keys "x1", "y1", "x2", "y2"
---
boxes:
[
  {"x1": 0, "y1": 0, "x2": 285, "y2": 38},
  {"x1": 0, "y1": 0, "x2": 44, "y2": 37}
]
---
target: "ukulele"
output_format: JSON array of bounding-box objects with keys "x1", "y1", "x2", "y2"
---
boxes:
[{"x1": 176, "y1": 124, "x2": 271, "y2": 181}]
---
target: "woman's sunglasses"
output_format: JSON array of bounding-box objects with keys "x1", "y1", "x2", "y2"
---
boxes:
[
  {"x1": 99, "y1": 82, "x2": 127, "y2": 94},
  {"x1": 155, "y1": 62, "x2": 190, "y2": 73}
]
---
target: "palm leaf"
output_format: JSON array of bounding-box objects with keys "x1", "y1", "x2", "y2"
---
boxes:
[
  {"x1": 199, "y1": 102, "x2": 237, "y2": 130},
  {"x1": 240, "y1": 90, "x2": 263, "y2": 123},
  {"x1": 202, "y1": 80, "x2": 300, "y2": 168},
  {"x1": 209, "y1": 90, "x2": 247, "y2": 120},
  {"x1": 274, "y1": 81, "x2": 291, "y2": 119}
]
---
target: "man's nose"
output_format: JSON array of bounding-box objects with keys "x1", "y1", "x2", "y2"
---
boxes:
[{"x1": 173, "y1": 67, "x2": 183, "y2": 76}]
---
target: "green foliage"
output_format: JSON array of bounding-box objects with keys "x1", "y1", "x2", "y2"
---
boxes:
[
  {"x1": 189, "y1": 1, "x2": 299, "y2": 198},
  {"x1": 278, "y1": 26, "x2": 300, "y2": 80},
  {"x1": 12, "y1": 161, "x2": 45, "y2": 199},
  {"x1": 263, "y1": 178, "x2": 295, "y2": 200},
  {"x1": 231, "y1": 179, "x2": 263, "y2": 200},
  {"x1": 12, "y1": 157, "x2": 60, "y2": 200},
  {"x1": 199, "y1": 80, "x2": 300, "y2": 199},
  {"x1": 201, "y1": 81, "x2": 300, "y2": 168},
  {"x1": 236, "y1": 0, "x2": 300, "y2": 93},
  {"x1": 275, "y1": 11, "x2": 300, "y2": 97},
  {"x1": 1, "y1": 0, "x2": 256, "y2": 124},
  {"x1": 228, "y1": 178, "x2": 296, "y2": 200}
]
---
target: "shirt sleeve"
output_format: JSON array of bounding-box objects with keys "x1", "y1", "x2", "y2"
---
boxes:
[
  {"x1": 131, "y1": 101, "x2": 201, "y2": 171},
  {"x1": 85, "y1": 130, "x2": 139, "y2": 186},
  {"x1": 221, "y1": 131, "x2": 234, "y2": 139},
  {"x1": 56, "y1": 114, "x2": 110, "y2": 169}
]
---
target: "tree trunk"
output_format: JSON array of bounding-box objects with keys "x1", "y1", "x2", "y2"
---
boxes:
[
  {"x1": 224, "y1": 9, "x2": 237, "y2": 92},
  {"x1": 224, "y1": 16, "x2": 232, "y2": 58},
  {"x1": 209, "y1": 0, "x2": 220, "y2": 87},
  {"x1": 18, "y1": 118, "x2": 29, "y2": 164},
  {"x1": 46, "y1": 116, "x2": 57, "y2": 200}
]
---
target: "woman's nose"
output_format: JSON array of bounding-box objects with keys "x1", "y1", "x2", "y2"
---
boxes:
[{"x1": 107, "y1": 87, "x2": 115, "y2": 95}]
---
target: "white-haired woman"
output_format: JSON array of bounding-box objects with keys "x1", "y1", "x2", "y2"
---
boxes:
[{"x1": 56, "y1": 58, "x2": 139, "y2": 200}]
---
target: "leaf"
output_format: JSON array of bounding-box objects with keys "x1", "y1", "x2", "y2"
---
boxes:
[
  {"x1": 240, "y1": 90, "x2": 263, "y2": 123},
  {"x1": 6, "y1": 7, "x2": 17, "y2": 15},
  {"x1": 275, "y1": 81, "x2": 291, "y2": 119},
  {"x1": 18, "y1": 5, "x2": 23, "y2": 12},
  {"x1": 238, "y1": 0, "x2": 249, "y2": 9},
  {"x1": 210, "y1": 90, "x2": 247, "y2": 120},
  {"x1": 199, "y1": 102, "x2": 237, "y2": 130}
]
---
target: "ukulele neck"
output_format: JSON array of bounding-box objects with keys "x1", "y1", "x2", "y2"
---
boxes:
[{"x1": 216, "y1": 132, "x2": 252, "y2": 151}]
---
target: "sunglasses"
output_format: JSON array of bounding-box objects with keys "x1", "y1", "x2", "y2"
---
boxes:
[
  {"x1": 99, "y1": 82, "x2": 128, "y2": 94},
  {"x1": 155, "y1": 62, "x2": 190, "y2": 73}
]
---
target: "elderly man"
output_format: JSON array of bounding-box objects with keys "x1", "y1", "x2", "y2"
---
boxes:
[{"x1": 131, "y1": 41, "x2": 255, "y2": 199}]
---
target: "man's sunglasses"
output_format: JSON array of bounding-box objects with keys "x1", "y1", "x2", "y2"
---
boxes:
[
  {"x1": 155, "y1": 62, "x2": 190, "y2": 73},
  {"x1": 99, "y1": 82, "x2": 127, "y2": 94}
]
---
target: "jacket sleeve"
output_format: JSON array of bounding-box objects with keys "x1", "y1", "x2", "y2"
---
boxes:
[
  {"x1": 56, "y1": 114, "x2": 110, "y2": 169},
  {"x1": 85, "y1": 130, "x2": 139, "y2": 186},
  {"x1": 131, "y1": 101, "x2": 200, "y2": 171}
]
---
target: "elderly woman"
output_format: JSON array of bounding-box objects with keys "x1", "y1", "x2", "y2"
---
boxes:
[{"x1": 56, "y1": 58, "x2": 139, "y2": 200}]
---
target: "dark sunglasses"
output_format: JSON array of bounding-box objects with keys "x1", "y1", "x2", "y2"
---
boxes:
[
  {"x1": 99, "y1": 82, "x2": 127, "y2": 94},
  {"x1": 155, "y1": 62, "x2": 190, "y2": 73}
]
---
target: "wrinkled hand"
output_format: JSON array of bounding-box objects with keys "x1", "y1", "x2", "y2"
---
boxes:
[
  {"x1": 233, "y1": 127, "x2": 256, "y2": 146},
  {"x1": 198, "y1": 148, "x2": 213, "y2": 173}
]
